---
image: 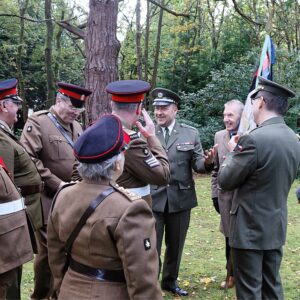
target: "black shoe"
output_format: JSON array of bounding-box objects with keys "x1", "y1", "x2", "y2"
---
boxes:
[{"x1": 163, "y1": 286, "x2": 189, "y2": 297}]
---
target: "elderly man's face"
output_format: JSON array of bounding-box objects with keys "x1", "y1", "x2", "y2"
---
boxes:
[
  {"x1": 55, "y1": 97, "x2": 83, "y2": 124},
  {"x1": 223, "y1": 104, "x2": 241, "y2": 133},
  {"x1": 154, "y1": 104, "x2": 178, "y2": 128},
  {"x1": 0, "y1": 99, "x2": 22, "y2": 127}
]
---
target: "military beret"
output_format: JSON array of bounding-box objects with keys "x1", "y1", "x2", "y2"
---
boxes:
[
  {"x1": 57, "y1": 82, "x2": 92, "y2": 108},
  {"x1": 151, "y1": 88, "x2": 181, "y2": 107},
  {"x1": 251, "y1": 76, "x2": 295, "y2": 100},
  {"x1": 106, "y1": 80, "x2": 151, "y2": 103},
  {"x1": 0, "y1": 78, "x2": 22, "y2": 102},
  {"x1": 74, "y1": 114, "x2": 125, "y2": 163}
]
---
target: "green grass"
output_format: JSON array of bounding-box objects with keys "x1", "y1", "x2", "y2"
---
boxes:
[{"x1": 22, "y1": 176, "x2": 300, "y2": 299}]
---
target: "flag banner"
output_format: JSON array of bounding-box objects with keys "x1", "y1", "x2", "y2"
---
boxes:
[{"x1": 238, "y1": 35, "x2": 275, "y2": 134}]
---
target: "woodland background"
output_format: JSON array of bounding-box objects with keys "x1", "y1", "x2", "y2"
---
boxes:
[{"x1": 0, "y1": 0, "x2": 299, "y2": 149}]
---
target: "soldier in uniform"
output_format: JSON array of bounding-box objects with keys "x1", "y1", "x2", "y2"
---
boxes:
[
  {"x1": 218, "y1": 77, "x2": 300, "y2": 299},
  {"x1": 150, "y1": 88, "x2": 216, "y2": 296},
  {"x1": 0, "y1": 78, "x2": 43, "y2": 299},
  {"x1": 106, "y1": 80, "x2": 170, "y2": 206},
  {"x1": 20, "y1": 82, "x2": 92, "y2": 299},
  {"x1": 48, "y1": 114, "x2": 162, "y2": 300},
  {"x1": 0, "y1": 157, "x2": 33, "y2": 299},
  {"x1": 211, "y1": 99, "x2": 244, "y2": 289}
]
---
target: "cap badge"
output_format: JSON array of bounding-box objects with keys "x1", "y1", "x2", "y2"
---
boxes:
[
  {"x1": 157, "y1": 92, "x2": 163, "y2": 98},
  {"x1": 144, "y1": 238, "x2": 151, "y2": 251}
]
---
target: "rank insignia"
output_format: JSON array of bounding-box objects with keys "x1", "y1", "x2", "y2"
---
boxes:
[
  {"x1": 144, "y1": 238, "x2": 151, "y2": 251},
  {"x1": 144, "y1": 154, "x2": 159, "y2": 168},
  {"x1": 27, "y1": 125, "x2": 32, "y2": 132}
]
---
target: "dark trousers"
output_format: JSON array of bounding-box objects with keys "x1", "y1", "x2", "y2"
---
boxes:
[
  {"x1": 232, "y1": 247, "x2": 283, "y2": 300},
  {"x1": 153, "y1": 209, "x2": 191, "y2": 289},
  {"x1": 1, "y1": 268, "x2": 20, "y2": 300},
  {"x1": 225, "y1": 237, "x2": 233, "y2": 276},
  {"x1": 31, "y1": 225, "x2": 53, "y2": 300}
]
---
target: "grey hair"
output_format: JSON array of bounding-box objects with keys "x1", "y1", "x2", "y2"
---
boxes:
[
  {"x1": 77, "y1": 153, "x2": 123, "y2": 183},
  {"x1": 111, "y1": 101, "x2": 140, "y2": 113},
  {"x1": 224, "y1": 99, "x2": 244, "y2": 116}
]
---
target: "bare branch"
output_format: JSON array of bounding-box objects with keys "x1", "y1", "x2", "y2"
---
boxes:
[
  {"x1": 231, "y1": 0, "x2": 264, "y2": 26},
  {"x1": 56, "y1": 21, "x2": 86, "y2": 39},
  {"x1": 147, "y1": 0, "x2": 191, "y2": 18}
]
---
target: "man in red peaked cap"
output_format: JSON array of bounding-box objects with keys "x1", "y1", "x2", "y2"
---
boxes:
[
  {"x1": 0, "y1": 78, "x2": 44, "y2": 299},
  {"x1": 106, "y1": 80, "x2": 170, "y2": 207},
  {"x1": 20, "y1": 82, "x2": 91, "y2": 299}
]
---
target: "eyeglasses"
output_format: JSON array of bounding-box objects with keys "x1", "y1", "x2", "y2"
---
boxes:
[{"x1": 3, "y1": 95, "x2": 23, "y2": 108}]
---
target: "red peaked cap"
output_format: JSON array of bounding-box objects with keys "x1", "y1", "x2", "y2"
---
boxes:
[
  {"x1": 0, "y1": 78, "x2": 19, "y2": 100},
  {"x1": 106, "y1": 80, "x2": 151, "y2": 103},
  {"x1": 57, "y1": 82, "x2": 92, "y2": 108},
  {"x1": 74, "y1": 114, "x2": 126, "y2": 163}
]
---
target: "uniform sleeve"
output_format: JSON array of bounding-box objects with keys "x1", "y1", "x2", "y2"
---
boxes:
[
  {"x1": 126, "y1": 136, "x2": 170, "y2": 186},
  {"x1": 191, "y1": 130, "x2": 207, "y2": 173},
  {"x1": 218, "y1": 135, "x2": 257, "y2": 191},
  {"x1": 114, "y1": 200, "x2": 162, "y2": 300},
  {"x1": 20, "y1": 116, "x2": 62, "y2": 193},
  {"x1": 0, "y1": 135, "x2": 15, "y2": 178},
  {"x1": 47, "y1": 209, "x2": 67, "y2": 297},
  {"x1": 211, "y1": 133, "x2": 219, "y2": 199}
]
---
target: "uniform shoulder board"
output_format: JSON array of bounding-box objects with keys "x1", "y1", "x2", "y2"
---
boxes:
[
  {"x1": 32, "y1": 110, "x2": 49, "y2": 117},
  {"x1": 112, "y1": 182, "x2": 141, "y2": 201},
  {"x1": 123, "y1": 128, "x2": 140, "y2": 141},
  {"x1": 180, "y1": 123, "x2": 197, "y2": 131}
]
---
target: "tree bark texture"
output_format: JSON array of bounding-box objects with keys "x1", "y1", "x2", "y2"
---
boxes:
[
  {"x1": 45, "y1": 0, "x2": 56, "y2": 107},
  {"x1": 136, "y1": 0, "x2": 143, "y2": 80},
  {"x1": 85, "y1": 0, "x2": 120, "y2": 124}
]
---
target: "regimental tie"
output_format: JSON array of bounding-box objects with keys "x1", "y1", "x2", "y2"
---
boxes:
[{"x1": 164, "y1": 127, "x2": 170, "y2": 144}]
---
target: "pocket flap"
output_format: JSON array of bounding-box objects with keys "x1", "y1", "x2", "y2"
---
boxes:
[{"x1": 0, "y1": 211, "x2": 27, "y2": 235}]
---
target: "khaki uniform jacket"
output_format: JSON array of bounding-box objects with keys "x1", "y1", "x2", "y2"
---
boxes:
[
  {"x1": 117, "y1": 129, "x2": 170, "y2": 206},
  {"x1": 48, "y1": 181, "x2": 162, "y2": 300},
  {"x1": 218, "y1": 117, "x2": 300, "y2": 249},
  {"x1": 0, "y1": 122, "x2": 43, "y2": 231},
  {"x1": 211, "y1": 129, "x2": 235, "y2": 237},
  {"x1": 0, "y1": 164, "x2": 33, "y2": 281},
  {"x1": 20, "y1": 107, "x2": 82, "y2": 222},
  {"x1": 151, "y1": 122, "x2": 209, "y2": 213}
]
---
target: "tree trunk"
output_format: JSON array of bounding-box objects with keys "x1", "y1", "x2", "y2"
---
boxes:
[
  {"x1": 85, "y1": 0, "x2": 120, "y2": 124},
  {"x1": 45, "y1": 0, "x2": 56, "y2": 107},
  {"x1": 136, "y1": 0, "x2": 143, "y2": 80},
  {"x1": 151, "y1": 0, "x2": 164, "y2": 89},
  {"x1": 16, "y1": 0, "x2": 29, "y2": 121},
  {"x1": 54, "y1": 10, "x2": 65, "y2": 82}
]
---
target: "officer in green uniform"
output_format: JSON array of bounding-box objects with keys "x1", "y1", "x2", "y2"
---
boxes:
[
  {"x1": 150, "y1": 88, "x2": 216, "y2": 296},
  {"x1": 0, "y1": 78, "x2": 43, "y2": 299},
  {"x1": 218, "y1": 77, "x2": 300, "y2": 299}
]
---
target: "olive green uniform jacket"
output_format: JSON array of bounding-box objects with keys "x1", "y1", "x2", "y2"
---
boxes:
[
  {"x1": 0, "y1": 164, "x2": 33, "y2": 296},
  {"x1": 0, "y1": 121, "x2": 43, "y2": 231},
  {"x1": 151, "y1": 122, "x2": 209, "y2": 213},
  {"x1": 20, "y1": 107, "x2": 82, "y2": 222},
  {"x1": 211, "y1": 129, "x2": 235, "y2": 237},
  {"x1": 218, "y1": 117, "x2": 300, "y2": 249},
  {"x1": 48, "y1": 181, "x2": 162, "y2": 300}
]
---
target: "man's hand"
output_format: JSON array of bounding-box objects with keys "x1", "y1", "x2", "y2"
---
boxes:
[
  {"x1": 212, "y1": 197, "x2": 220, "y2": 214},
  {"x1": 135, "y1": 109, "x2": 155, "y2": 138},
  {"x1": 204, "y1": 144, "x2": 218, "y2": 165}
]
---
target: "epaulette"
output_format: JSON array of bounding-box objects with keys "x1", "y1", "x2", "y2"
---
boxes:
[
  {"x1": 180, "y1": 123, "x2": 197, "y2": 131},
  {"x1": 112, "y1": 182, "x2": 141, "y2": 201},
  {"x1": 32, "y1": 110, "x2": 49, "y2": 116},
  {"x1": 123, "y1": 128, "x2": 140, "y2": 141}
]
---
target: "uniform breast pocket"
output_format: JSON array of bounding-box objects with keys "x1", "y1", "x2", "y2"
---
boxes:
[{"x1": 48, "y1": 135, "x2": 73, "y2": 160}]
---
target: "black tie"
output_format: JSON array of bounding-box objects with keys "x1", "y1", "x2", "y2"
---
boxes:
[{"x1": 164, "y1": 127, "x2": 169, "y2": 144}]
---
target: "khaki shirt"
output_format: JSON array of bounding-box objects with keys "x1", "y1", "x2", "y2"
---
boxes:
[
  {"x1": 20, "y1": 107, "x2": 82, "y2": 221},
  {"x1": 48, "y1": 181, "x2": 162, "y2": 300}
]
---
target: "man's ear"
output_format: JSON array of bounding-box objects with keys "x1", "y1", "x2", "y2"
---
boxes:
[{"x1": 0, "y1": 101, "x2": 7, "y2": 112}]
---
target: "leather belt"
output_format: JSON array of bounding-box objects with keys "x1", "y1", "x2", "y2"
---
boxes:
[
  {"x1": 19, "y1": 182, "x2": 44, "y2": 196},
  {"x1": 0, "y1": 198, "x2": 25, "y2": 216},
  {"x1": 127, "y1": 185, "x2": 150, "y2": 197},
  {"x1": 69, "y1": 258, "x2": 126, "y2": 283}
]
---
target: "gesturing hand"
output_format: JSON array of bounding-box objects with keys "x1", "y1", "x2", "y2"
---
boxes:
[{"x1": 135, "y1": 109, "x2": 155, "y2": 138}]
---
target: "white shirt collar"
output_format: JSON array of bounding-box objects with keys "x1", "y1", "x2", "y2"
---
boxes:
[{"x1": 162, "y1": 119, "x2": 175, "y2": 134}]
